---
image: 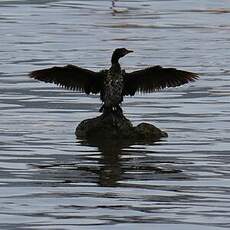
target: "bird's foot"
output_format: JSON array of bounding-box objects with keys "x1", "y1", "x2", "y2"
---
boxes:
[
  {"x1": 100, "y1": 106, "x2": 113, "y2": 117},
  {"x1": 112, "y1": 106, "x2": 123, "y2": 116},
  {"x1": 99, "y1": 105, "x2": 104, "y2": 113},
  {"x1": 100, "y1": 105, "x2": 123, "y2": 119}
]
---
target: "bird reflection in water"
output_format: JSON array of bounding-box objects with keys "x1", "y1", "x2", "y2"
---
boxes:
[
  {"x1": 80, "y1": 137, "x2": 183, "y2": 187},
  {"x1": 31, "y1": 136, "x2": 184, "y2": 187},
  {"x1": 80, "y1": 138, "x2": 137, "y2": 187}
]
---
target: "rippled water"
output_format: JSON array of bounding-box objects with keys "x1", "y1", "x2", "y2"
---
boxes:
[{"x1": 0, "y1": 0, "x2": 230, "y2": 229}]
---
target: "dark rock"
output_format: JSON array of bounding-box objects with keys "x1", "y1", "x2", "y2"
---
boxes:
[
  {"x1": 75, "y1": 112, "x2": 167, "y2": 142},
  {"x1": 134, "y1": 122, "x2": 168, "y2": 141}
]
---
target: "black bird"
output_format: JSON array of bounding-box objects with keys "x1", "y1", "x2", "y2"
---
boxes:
[{"x1": 30, "y1": 48, "x2": 198, "y2": 114}]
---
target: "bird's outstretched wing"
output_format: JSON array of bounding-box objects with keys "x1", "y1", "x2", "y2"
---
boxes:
[
  {"x1": 29, "y1": 64, "x2": 107, "y2": 94},
  {"x1": 123, "y1": 65, "x2": 199, "y2": 96}
]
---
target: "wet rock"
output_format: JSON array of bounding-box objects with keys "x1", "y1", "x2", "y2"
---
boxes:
[
  {"x1": 134, "y1": 122, "x2": 168, "y2": 141},
  {"x1": 75, "y1": 112, "x2": 167, "y2": 142}
]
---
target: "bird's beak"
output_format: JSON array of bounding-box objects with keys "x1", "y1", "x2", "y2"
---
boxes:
[{"x1": 126, "y1": 49, "x2": 134, "y2": 54}]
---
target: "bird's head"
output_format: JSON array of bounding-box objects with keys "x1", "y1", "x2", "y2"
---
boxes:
[{"x1": 111, "y1": 48, "x2": 133, "y2": 64}]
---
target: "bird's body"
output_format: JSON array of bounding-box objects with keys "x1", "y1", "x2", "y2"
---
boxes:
[
  {"x1": 30, "y1": 48, "x2": 198, "y2": 114},
  {"x1": 103, "y1": 65, "x2": 123, "y2": 109},
  {"x1": 100, "y1": 50, "x2": 129, "y2": 113}
]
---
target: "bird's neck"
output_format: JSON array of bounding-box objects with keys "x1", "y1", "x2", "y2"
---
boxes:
[
  {"x1": 111, "y1": 53, "x2": 122, "y2": 74},
  {"x1": 111, "y1": 53, "x2": 121, "y2": 65},
  {"x1": 110, "y1": 62, "x2": 121, "y2": 73}
]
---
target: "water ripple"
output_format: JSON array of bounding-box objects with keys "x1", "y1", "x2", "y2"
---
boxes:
[{"x1": 0, "y1": 0, "x2": 230, "y2": 229}]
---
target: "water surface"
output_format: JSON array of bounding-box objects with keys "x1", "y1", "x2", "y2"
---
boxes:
[{"x1": 0, "y1": 0, "x2": 230, "y2": 229}]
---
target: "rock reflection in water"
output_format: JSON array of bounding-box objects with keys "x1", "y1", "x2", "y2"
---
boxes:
[
  {"x1": 82, "y1": 138, "x2": 132, "y2": 187},
  {"x1": 32, "y1": 138, "x2": 182, "y2": 187},
  {"x1": 81, "y1": 138, "x2": 182, "y2": 187}
]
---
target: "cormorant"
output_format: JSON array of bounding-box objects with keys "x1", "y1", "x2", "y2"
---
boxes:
[
  {"x1": 111, "y1": 0, "x2": 128, "y2": 13},
  {"x1": 30, "y1": 48, "x2": 198, "y2": 114}
]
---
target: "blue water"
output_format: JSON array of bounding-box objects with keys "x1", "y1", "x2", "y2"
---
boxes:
[{"x1": 0, "y1": 0, "x2": 230, "y2": 229}]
